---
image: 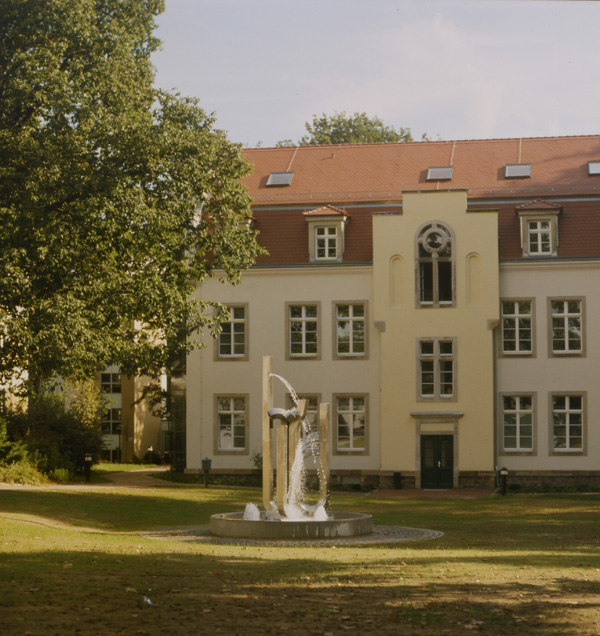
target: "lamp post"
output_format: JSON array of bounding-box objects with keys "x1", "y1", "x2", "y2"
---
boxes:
[
  {"x1": 84, "y1": 454, "x2": 92, "y2": 483},
  {"x1": 202, "y1": 457, "x2": 212, "y2": 488},
  {"x1": 500, "y1": 466, "x2": 508, "y2": 496}
]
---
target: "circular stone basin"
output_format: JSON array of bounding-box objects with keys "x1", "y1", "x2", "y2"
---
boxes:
[{"x1": 210, "y1": 511, "x2": 373, "y2": 540}]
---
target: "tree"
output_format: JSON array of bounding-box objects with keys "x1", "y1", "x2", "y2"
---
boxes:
[
  {"x1": 0, "y1": 0, "x2": 263, "y2": 396},
  {"x1": 277, "y1": 111, "x2": 424, "y2": 146}
]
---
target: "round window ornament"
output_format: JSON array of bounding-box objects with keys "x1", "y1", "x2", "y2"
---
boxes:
[{"x1": 422, "y1": 226, "x2": 449, "y2": 254}]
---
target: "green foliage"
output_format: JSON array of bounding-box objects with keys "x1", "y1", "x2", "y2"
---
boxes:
[
  {"x1": 4, "y1": 383, "x2": 104, "y2": 475},
  {"x1": 0, "y1": 417, "x2": 29, "y2": 464},
  {"x1": 49, "y1": 467, "x2": 72, "y2": 483},
  {"x1": 0, "y1": 458, "x2": 46, "y2": 485},
  {"x1": 285, "y1": 111, "x2": 424, "y2": 146},
  {"x1": 0, "y1": 0, "x2": 263, "y2": 395},
  {"x1": 250, "y1": 448, "x2": 262, "y2": 470}
]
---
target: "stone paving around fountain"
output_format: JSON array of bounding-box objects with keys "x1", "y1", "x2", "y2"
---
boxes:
[{"x1": 139, "y1": 524, "x2": 444, "y2": 546}]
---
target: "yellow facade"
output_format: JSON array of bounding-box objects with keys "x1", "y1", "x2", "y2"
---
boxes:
[{"x1": 373, "y1": 191, "x2": 499, "y2": 486}]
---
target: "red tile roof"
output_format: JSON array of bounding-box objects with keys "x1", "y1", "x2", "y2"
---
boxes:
[
  {"x1": 243, "y1": 136, "x2": 600, "y2": 264},
  {"x1": 243, "y1": 135, "x2": 600, "y2": 205}
]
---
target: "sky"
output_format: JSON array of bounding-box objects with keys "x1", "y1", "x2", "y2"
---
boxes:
[{"x1": 152, "y1": 0, "x2": 600, "y2": 148}]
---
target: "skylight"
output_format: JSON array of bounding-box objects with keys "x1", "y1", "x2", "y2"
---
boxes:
[
  {"x1": 427, "y1": 166, "x2": 453, "y2": 181},
  {"x1": 505, "y1": 163, "x2": 531, "y2": 179},
  {"x1": 266, "y1": 171, "x2": 294, "y2": 187},
  {"x1": 588, "y1": 161, "x2": 600, "y2": 176}
]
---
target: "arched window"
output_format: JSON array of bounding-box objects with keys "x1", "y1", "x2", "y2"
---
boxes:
[{"x1": 416, "y1": 222, "x2": 455, "y2": 307}]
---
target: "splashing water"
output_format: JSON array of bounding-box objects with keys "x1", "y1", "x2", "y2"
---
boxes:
[{"x1": 253, "y1": 373, "x2": 330, "y2": 521}]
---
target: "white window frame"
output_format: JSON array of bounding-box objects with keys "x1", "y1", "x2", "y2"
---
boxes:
[
  {"x1": 217, "y1": 304, "x2": 248, "y2": 360},
  {"x1": 551, "y1": 393, "x2": 585, "y2": 453},
  {"x1": 315, "y1": 226, "x2": 339, "y2": 261},
  {"x1": 334, "y1": 394, "x2": 368, "y2": 454},
  {"x1": 334, "y1": 302, "x2": 367, "y2": 359},
  {"x1": 549, "y1": 298, "x2": 584, "y2": 356},
  {"x1": 500, "y1": 299, "x2": 534, "y2": 356},
  {"x1": 286, "y1": 302, "x2": 320, "y2": 359},
  {"x1": 527, "y1": 220, "x2": 552, "y2": 255},
  {"x1": 417, "y1": 338, "x2": 456, "y2": 401},
  {"x1": 501, "y1": 395, "x2": 534, "y2": 452},
  {"x1": 215, "y1": 395, "x2": 248, "y2": 454}
]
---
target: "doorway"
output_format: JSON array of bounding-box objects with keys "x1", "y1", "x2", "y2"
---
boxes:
[{"x1": 421, "y1": 435, "x2": 454, "y2": 488}]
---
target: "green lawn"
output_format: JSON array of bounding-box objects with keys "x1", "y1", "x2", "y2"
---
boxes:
[{"x1": 1, "y1": 483, "x2": 599, "y2": 635}]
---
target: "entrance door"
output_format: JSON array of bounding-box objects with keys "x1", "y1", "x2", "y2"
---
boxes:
[{"x1": 421, "y1": 435, "x2": 454, "y2": 489}]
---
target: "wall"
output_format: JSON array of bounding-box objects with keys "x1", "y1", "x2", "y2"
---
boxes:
[
  {"x1": 187, "y1": 266, "x2": 380, "y2": 473},
  {"x1": 373, "y1": 190, "x2": 499, "y2": 486}
]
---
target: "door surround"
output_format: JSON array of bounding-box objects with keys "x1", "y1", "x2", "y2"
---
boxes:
[{"x1": 412, "y1": 411, "x2": 463, "y2": 489}]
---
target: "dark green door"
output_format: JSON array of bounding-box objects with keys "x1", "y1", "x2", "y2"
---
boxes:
[{"x1": 421, "y1": 435, "x2": 454, "y2": 489}]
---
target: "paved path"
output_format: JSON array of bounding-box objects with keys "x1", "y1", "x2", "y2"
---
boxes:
[
  {"x1": 368, "y1": 488, "x2": 496, "y2": 499},
  {"x1": 1, "y1": 467, "x2": 496, "y2": 497},
  {"x1": 0, "y1": 467, "x2": 172, "y2": 491}
]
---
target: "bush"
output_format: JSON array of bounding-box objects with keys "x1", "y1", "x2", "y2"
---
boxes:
[
  {"x1": 0, "y1": 459, "x2": 46, "y2": 485},
  {"x1": 0, "y1": 417, "x2": 29, "y2": 464},
  {"x1": 3, "y1": 381, "x2": 104, "y2": 476},
  {"x1": 49, "y1": 467, "x2": 72, "y2": 483}
]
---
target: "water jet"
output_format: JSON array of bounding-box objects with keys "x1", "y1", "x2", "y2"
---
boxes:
[{"x1": 209, "y1": 356, "x2": 373, "y2": 540}]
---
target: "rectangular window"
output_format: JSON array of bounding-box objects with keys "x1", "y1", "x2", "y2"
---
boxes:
[
  {"x1": 101, "y1": 372, "x2": 122, "y2": 393},
  {"x1": 527, "y1": 220, "x2": 552, "y2": 255},
  {"x1": 101, "y1": 407, "x2": 122, "y2": 435},
  {"x1": 336, "y1": 395, "x2": 367, "y2": 452},
  {"x1": 217, "y1": 396, "x2": 247, "y2": 451},
  {"x1": 552, "y1": 394, "x2": 583, "y2": 452},
  {"x1": 502, "y1": 396, "x2": 533, "y2": 451},
  {"x1": 501, "y1": 300, "x2": 533, "y2": 354},
  {"x1": 315, "y1": 226, "x2": 338, "y2": 260},
  {"x1": 550, "y1": 299, "x2": 583, "y2": 354},
  {"x1": 288, "y1": 304, "x2": 319, "y2": 358},
  {"x1": 418, "y1": 338, "x2": 455, "y2": 400},
  {"x1": 218, "y1": 305, "x2": 247, "y2": 358},
  {"x1": 288, "y1": 395, "x2": 319, "y2": 433},
  {"x1": 335, "y1": 303, "x2": 366, "y2": 356}
]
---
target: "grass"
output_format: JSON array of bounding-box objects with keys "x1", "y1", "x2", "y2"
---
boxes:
[
  {"x1": 1, "y1": 483, "x2": 599, "y2": 635},
  {"x1": 92, "y1": 462, "x2": 161, "y2": 474}
]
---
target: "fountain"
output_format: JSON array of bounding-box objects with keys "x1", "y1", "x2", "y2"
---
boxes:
[{"x1": 209, "y1": 356, "x2": 373, "y2": 540}]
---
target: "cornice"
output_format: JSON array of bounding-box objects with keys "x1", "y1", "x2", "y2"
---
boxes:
[{"x1": 500, "y1": 259, "x2": 600, "y2": 272}]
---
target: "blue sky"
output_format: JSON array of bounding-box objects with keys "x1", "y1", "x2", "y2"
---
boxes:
[{"x1": 153, "y1": 0, "x2": 600, "y2": 147}]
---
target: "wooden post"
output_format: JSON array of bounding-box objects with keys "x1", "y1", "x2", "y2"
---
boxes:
[
  {"x1": 276, "y1": 423, "x2": 288, "y2": 513},
  {"x1": 318, "y1": 403, "x2": 330, "y2": 509}
]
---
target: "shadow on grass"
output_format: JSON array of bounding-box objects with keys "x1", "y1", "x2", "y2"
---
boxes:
[
  {"x1": 1, "y1": 547, "x2": 599, "y2": 636},
  {"x1": 0, "y1": 488, "x2": 261, "y2": 531}
]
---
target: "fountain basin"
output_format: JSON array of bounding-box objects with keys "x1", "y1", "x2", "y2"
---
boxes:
[{"x1": 210, "y1": 511, "x2": 373, "y2": 540}]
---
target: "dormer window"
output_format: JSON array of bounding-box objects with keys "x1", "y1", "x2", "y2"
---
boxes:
[
  {"x1": 303, "y1": 205, "x2": 349, "y2": 263},
  {"x1": 517, "y1": 200, "x2": 561, "y2": 258},
  {"x1": 315, "y1": 226, "x2": 338, "y2": 260},
  {"x1": 527, "y1": 220, "x2": 551, "y2": 254}
]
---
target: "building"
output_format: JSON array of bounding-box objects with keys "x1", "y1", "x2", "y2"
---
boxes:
[
  {"x1": 100, "y1": 367, "x2": 163, "y2": 463},
  {"x1": 186, "y1": 135, "x2": 600, "y2": 489}
]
